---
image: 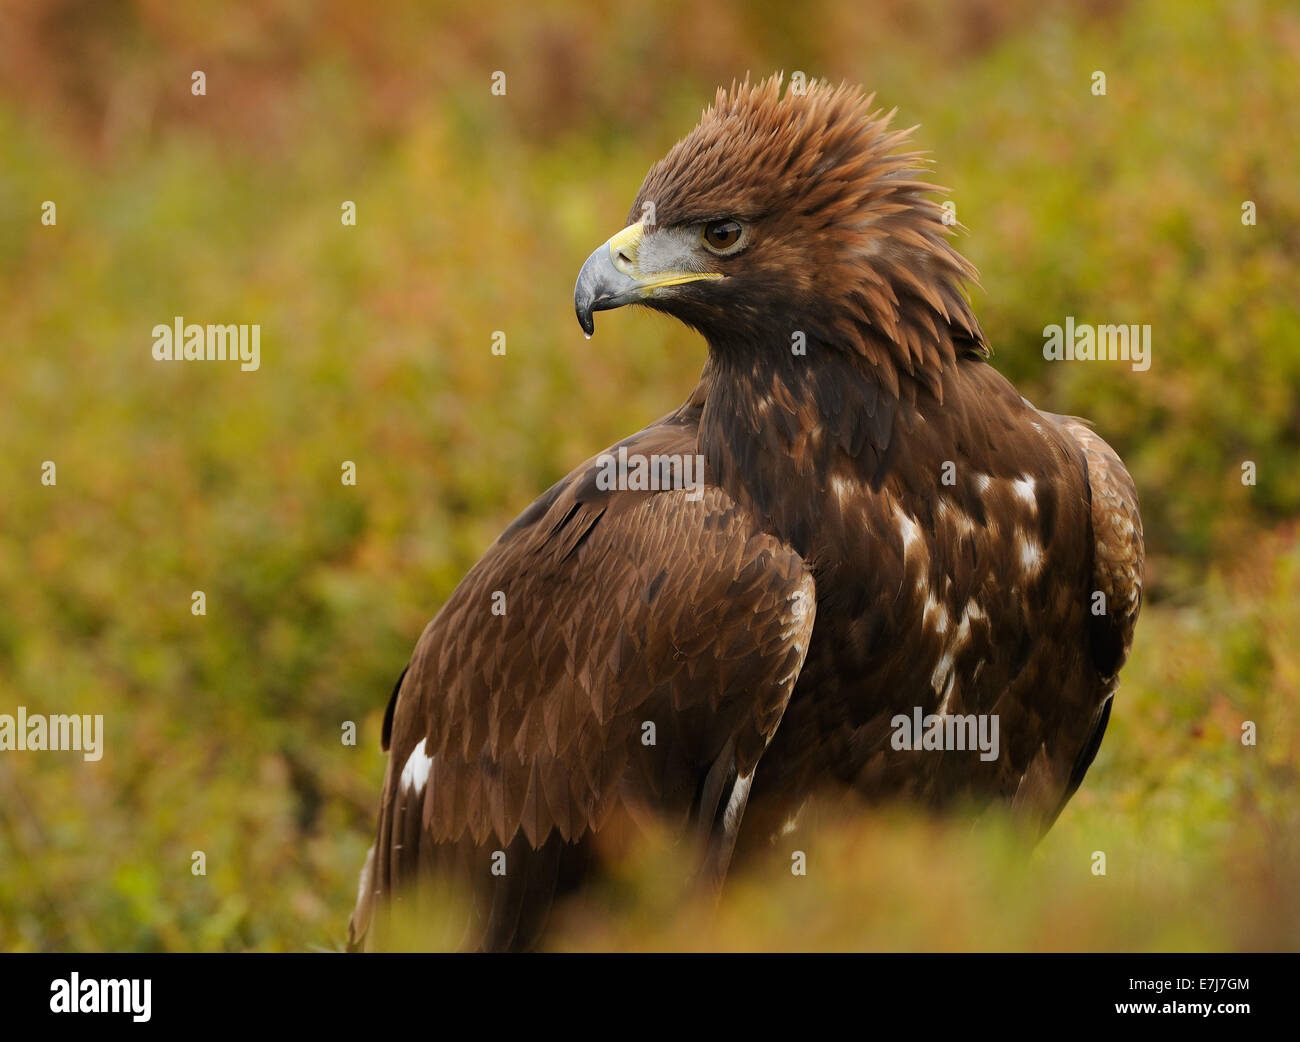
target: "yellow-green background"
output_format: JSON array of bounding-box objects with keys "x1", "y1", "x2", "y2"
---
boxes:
[{"x1": 0, "y1": 0, "x2": 1297, "y2": 950}]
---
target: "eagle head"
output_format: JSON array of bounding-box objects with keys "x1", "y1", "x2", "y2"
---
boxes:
[{"x1": 575, "y1": 75, "x2": 987, "y2": 393}]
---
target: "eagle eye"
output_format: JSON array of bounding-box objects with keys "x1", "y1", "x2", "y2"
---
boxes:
[{"x1": 701, "y1": 219, "x2": 745, "y2": 255}]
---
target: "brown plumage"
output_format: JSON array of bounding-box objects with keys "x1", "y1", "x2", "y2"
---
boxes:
[{"x1": 351, "y1": 76, "x2": 1143, "y2": 951}]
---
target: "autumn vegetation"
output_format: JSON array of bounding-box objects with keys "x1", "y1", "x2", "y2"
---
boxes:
[{"x1": 0, "y1": 0, "x2": 1296, "y2": 950}]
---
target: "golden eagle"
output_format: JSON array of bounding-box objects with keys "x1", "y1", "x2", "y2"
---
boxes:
[{"x1": 350, "y1": 77, "x2": 1144, "y2": 951}]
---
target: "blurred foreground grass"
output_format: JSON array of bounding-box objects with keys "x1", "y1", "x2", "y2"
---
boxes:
[{"x1": 0, "y1": 0, "x2": 1297, "y2": 950}]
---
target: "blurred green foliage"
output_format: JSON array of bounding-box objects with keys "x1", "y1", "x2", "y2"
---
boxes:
[{"x1": 0, "y1": 0, "x2": 1296, "y2": 950}]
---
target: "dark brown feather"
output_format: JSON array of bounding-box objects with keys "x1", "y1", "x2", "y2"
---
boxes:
[
  {"x1": 351, "y1": 395, "x2": 815, "y2": 950},
  {"x1": 353, "y1": 75, "x2": 1144, "y2": 949}
]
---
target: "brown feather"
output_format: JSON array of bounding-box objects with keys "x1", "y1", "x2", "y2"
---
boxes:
[{"x1": 352, "y1": 74, "x2": 1144, "y2": 951}]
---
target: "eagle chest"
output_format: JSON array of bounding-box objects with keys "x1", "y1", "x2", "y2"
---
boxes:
[{"x1": 771, "y1": 468, "x2": 1090, "y2": 804}]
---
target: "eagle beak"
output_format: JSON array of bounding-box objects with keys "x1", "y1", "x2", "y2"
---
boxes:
[{"x1": 574, "y1": 221, "x2": 720, "y2": 336}]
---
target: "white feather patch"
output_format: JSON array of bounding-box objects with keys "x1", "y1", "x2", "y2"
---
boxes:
[{"x1": 399, "y1": 738, "x2": 435, "y2": 796}]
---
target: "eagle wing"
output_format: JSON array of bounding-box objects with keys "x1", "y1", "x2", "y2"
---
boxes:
[
  {"x1": 1054, "y1": 417, "x2": 1144, "y2": 682},
  {"x1": 1042, "y1": 414, "x2": 1144, "y2": 824},
  {"x1": 351, "y1": 401, "x2": 816, "y2": 950}
]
